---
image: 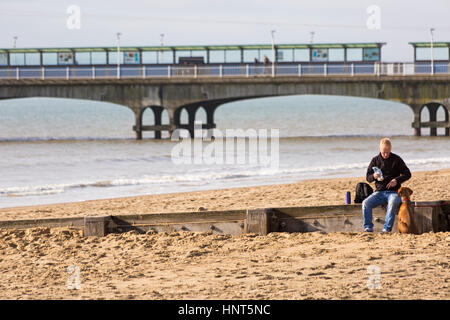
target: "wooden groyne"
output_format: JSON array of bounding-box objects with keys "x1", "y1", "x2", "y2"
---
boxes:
[{"x1": 0, "y1": 201, "x2": 448, "y2": 237}]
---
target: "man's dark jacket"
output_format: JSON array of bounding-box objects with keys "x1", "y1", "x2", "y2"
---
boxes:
[{"x1": 366, "y1": 152, "x2": 411, "y2": 191}]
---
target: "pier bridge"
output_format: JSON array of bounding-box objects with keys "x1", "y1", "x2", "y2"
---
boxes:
[{"x1": 0, "y1": 74, "x2": 449, "y2": 138}]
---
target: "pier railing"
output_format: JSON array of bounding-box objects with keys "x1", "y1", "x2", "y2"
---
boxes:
[{"x1": 0, "y1": 62, "x2": 448, "y2": 80}]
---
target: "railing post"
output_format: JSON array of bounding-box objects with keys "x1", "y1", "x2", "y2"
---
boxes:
[
  {"x1": 194, "y1": 65, "x2": 198, "y2": 78},
  {"x1": 324, "y1": 63, "x2": 327, "y2": 76},
  {"x1": 41, "y1": 67, "x2": 45, "y2": 80},
  {"x1": 92, "y1": 66, "x2": 95, "y2": 79},
  {"x1": 219, "y1": 65, "x2": 223, "y2": 78},
  {"x1": 142, "y1": 65, "x2": 146, "y2": 79},
  {"x1": 298, "y1": 64, "x2": 302, "y2": 77},
  {"x1": 402, "y1": 63, "x2": 406, "y2": 76},
  {"x1": 168, "y1": 65, "x2": 171, "y2": 78},
  {"x1": 66, "y1": 66, "x2": 70, "y2": 80},
  {"x1": 351, "y1": 63, "x2": 354, "y2": 76},
  {"x1": 16, "y1": 67, "x2": 19, "y2": 80},
  {"x1": 246, "y1": 64, "x2": 249, "y2": 77}
]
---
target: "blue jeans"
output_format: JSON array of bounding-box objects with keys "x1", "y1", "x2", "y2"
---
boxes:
[{"x1": 362, "y1": 191, "x2": 402, "y2": 231}]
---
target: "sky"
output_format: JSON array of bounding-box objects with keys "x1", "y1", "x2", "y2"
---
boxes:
[{"x1": 1, "y1": 0, "x2": 449, "y2": 61}]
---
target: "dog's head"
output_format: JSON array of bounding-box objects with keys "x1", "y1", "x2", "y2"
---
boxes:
[{"x1": 398, "y1": 187, "x2": 413, "y2": 200}]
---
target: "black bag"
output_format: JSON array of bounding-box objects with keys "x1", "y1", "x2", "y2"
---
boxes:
[{"x1": 354, "y1": 182, "x2": 373, "y2": 203}]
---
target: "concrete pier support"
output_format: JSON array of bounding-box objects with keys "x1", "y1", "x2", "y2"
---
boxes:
[
  {"x1": 412, "y1": 102, "x2": 450, "y2": 137},
  {"x1": 186, "y1": 106, "x2": 197, "y2": 138},
  {"x1": 172, "y1": 104, "x2": 218, "y2": 139},
  {"x1": 412, "y1": 105, "x2": 422, "y2": 137},
  {"x1": 133, "y1": 106, "x2": 174, "y2": 140},
  {"x1": 150, "y1": 106, "x2": 164, "y2": 139},
  {"x1": 133, "y1": 108, "x2": 143, "y2": 140},
  {"x1": 204, "y1": 103, "x2": 219, "y2": 139},
  {"x1": 166, "y1": 107, "x2": 176, "y2": 139},
  {"x1": 428, "y1": 104, "x2": 439, "y2": 136}
]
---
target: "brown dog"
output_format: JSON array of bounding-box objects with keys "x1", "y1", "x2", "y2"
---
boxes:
[{"x1": 397, "y1": 187, "x2": 419, "y2": 234}]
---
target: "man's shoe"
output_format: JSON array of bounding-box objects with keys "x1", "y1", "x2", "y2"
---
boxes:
[
  {"x1": 364, "y1": 228, "x2": 373, "y2": 232},
  {"x1": 381, "y1": 228, "x2": 391, "y2": 234}
]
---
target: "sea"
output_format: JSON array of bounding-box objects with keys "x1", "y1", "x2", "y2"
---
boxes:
[{"x1": 0, "y1": 95, "x2": 449, "y2": 209}]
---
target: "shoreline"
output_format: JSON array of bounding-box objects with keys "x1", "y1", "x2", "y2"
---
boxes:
[{"x1": 1, "y1": 167, "x2": 449, "y2": 221}]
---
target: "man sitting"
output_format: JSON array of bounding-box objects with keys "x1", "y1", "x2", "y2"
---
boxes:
[{"x1": 362, "y1": 138, "x2": 412, "y2": 233}]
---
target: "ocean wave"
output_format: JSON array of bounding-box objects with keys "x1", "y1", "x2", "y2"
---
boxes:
[{"x1": 2, "y1": 156, "x2": 449, "y2": 197}]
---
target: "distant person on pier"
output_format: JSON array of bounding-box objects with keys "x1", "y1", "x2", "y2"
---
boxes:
[
  {"x1": 253, "y1": 57, "x2": 259, "y2": 75},
  {"x1": 263, "y1": 55, "x2": 270, "y2": 75}
]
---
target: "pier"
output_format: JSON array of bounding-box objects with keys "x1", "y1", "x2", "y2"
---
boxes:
[
  {"x1": 0, "y1": 42, "x2": 449, "y2": 138},
  {"x1": 0, "y1": 74, "x2": 449, "y2": 138}
]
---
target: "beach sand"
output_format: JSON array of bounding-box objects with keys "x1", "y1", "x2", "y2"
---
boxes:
[
  {"x1": 0, "y1": 228, "x2": 448, "y2": 299},
  {"x1": 0, "y1": 168, "x2": 449, "y2": 221},
  {"x1": 0, "y1": 168, "x2": 449, "y2": 300}
]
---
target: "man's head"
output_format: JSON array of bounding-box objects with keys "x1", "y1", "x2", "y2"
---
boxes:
[{"x1": 379, "y1": 138, "x2": 392, "y2": 159}]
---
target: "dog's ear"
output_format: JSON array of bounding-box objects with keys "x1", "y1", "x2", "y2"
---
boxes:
[
  {"x1": 397, "y1": 187, "x2": 404, "y2": 196},
  {"x1": 407, "y1": 188, "x2": 413, "y2": 196}
]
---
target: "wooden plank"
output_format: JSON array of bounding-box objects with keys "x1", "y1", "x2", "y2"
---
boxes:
[
  {"x1": 109, "y1": 210, "x2": 247, "y2": 225},
  {"x1": 112, "y1": 221, "x2": 244, "y2": 236},
  {"x1": 84, "y1": 216, "x2": 110, "y2": 237},
  {"x1": 0, "y1": 217, "x2": 84, "y2": 229},
  {"x1": 413, "y1": 201, "x2": 449, "y2": 233},
  {"x1": 271, "y1": 204, "x2": 384, "y2": 219},
  {"x1": 284, "y1": 211, "x2": 398, "y2": 233},
  {"x1": 244, "y1": 209, "x2": 270, "y2": 235}
]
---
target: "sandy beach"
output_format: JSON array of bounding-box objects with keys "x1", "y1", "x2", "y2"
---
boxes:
[
  {"x1": 0, "y1": 168, "x2": 449, "y2": 299},
  {"x1": 0, "y1": 227, "x2": 448, "y2": 299},
  {"x1": 1, "y1": 168, "x2": 449, "y2": 221}
]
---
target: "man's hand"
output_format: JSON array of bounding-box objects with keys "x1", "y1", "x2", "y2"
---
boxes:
[
  {"x1": 386, "y1": 178, "x2": 397, "y2": 189},
  {"x1": 373, "y1": 172, "x2": 380, "y2": 180}
]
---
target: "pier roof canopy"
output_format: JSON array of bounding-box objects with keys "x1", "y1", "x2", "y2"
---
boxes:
[{"x1": 0, "y1": 42, "x2": 386, "y2": 54}]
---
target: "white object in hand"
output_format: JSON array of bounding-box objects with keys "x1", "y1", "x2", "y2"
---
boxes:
[{"x1": 372, "y1": 166, "x2": 384, "y2": 181}]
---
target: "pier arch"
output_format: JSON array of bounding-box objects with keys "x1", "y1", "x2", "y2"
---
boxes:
[{"x1": 417, "y1": 102, "x2": 450, "y2": 136}]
